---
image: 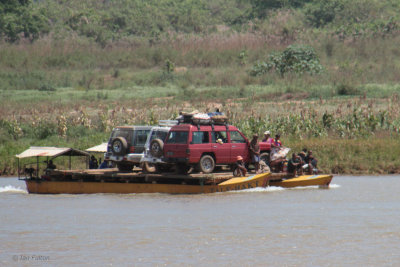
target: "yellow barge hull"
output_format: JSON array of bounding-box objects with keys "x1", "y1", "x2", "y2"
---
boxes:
[
  {"x1": 25, "y1": 173, "x2": 270, "y2": 194},
  {"x1": 269, "y1": 174, "x2": 333, "y2": 188}
]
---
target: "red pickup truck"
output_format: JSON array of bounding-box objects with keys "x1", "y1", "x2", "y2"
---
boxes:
[{"x1": 158, "y1": 123, "x2": 271, "y2": 173}]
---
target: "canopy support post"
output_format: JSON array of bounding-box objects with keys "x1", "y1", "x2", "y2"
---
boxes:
[{"x1": 37, "y1": 156, "x2": 39, "y2": 179}]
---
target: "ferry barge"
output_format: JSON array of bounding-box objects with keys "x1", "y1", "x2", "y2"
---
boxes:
[{"x1": 17, "y1": 146, "x2": 333, "y2": 194}]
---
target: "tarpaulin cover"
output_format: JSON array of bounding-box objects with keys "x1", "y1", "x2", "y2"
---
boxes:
[
  {"x1": 85, "y1": 143, "x2": 108, "y2": 153},
  {"x1": 16, "y1": 146, "x2": 89, "y2": 159}
]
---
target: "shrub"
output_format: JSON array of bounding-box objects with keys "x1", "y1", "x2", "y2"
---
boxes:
[
  {"x1": 336, "y1": 84, "x2": 359, "y2": 96},
  {"x1": 38, "y1": 84, "x2": 56, "y2": 91},
  {"x1": 250, "y1": 44, "x2": 323, "y2": 77},
  {"x1": 0, "y1": 119, "x2": 23, "y2": 140},
  {"x1": 250, "y1": 0, "x2": 311, "y2": 18},
  {"x1": 304, "y1": 0, "x2": 344, "y2": 28}
]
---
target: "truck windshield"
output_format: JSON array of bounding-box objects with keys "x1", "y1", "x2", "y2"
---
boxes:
[{"x1": 166, "y1": 131, "x2": 188, "y2": 144}]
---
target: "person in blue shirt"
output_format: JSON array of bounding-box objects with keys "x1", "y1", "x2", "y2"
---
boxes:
[{"x1": 98, "y1": 158, "x2": 109, "y2": 169}]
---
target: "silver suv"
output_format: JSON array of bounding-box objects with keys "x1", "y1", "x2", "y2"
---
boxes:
[{"x1": 105, "y1": 121, "x2": 176, "y2": 171}]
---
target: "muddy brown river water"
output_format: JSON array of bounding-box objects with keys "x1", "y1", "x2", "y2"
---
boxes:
[{"x1": 1, "y1": 176, "x2": 399, "y2": 266}]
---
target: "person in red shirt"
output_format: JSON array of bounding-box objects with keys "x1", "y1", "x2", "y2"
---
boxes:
[{"x1": 272, "y1": 134, "x2": 282, "y2": 148}]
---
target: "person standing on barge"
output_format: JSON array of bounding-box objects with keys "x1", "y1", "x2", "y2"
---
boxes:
[{"x1": 249, "y1": 134, "x2": 261, "y2": 173}]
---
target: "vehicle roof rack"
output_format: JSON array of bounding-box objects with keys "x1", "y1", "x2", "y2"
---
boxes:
[{"x1": 158, "y1": 120, "x2": 179, "y2": 127}]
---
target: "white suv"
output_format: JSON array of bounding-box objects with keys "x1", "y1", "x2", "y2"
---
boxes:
[{"x1": 105, "y1": 121, "x2": 177, "y2": 171}]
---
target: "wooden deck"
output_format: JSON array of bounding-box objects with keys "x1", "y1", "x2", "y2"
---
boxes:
[{"x1": 43, "y1": 168, "x2": 291, "y2": 184}]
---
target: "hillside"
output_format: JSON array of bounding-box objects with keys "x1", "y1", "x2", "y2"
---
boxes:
[{"x1": 0, "y1": 0, "x2": 399, "y2": 91}]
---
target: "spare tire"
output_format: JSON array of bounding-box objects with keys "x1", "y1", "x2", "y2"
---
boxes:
[
  {"x1": 111, "y1": 137, "x2": 128, "y2": 156},
  {"x1": 150, "y1": 139, "x2": 164, "y2": 158}
]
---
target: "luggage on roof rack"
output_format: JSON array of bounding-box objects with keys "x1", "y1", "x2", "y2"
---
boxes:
[
  {"x1": 211, "y1": 115, "x2": 228, "y2": 125},
  {"x1": 158, "y1": 120, "x2": 179, "y2": 127},
  {"x1": 177, "y1": 112, "x2": 228, "y2": 125}
]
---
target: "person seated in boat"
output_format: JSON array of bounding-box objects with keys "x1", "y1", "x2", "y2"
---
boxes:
[
  {"x1": 304, "y1": 150, "x2": 318, "y2": 174},
  {"x1": 89, "y1": 155, "x2": 99, "y2": 169},
  {"x1": 269, "y1": 133, "x2": 286, "y2": 172},
  {"x1": 272, "y1": 134, "x2": 282, "y2": 148},
  {"x1": 287, "y1": 153, "x2": 302, "y2": 177},
  {"x1": 24, "y1": 167, "x2": 35, "y2": 178},
  {"x1": 233, "y1": 156, "x2": 247, "y2": 177},
  {"x1": 269, "y1": 134, "x2": 283, "y2": 159},
  {"x1": 298, "y1": 148, "x2": 307, "y2": 163},
  {"x1": 46, "y1": 160, "x2": 56, "y2": 170},
  {"x1": 259, "y1": 159, "x2": 270, "y2": 174}
]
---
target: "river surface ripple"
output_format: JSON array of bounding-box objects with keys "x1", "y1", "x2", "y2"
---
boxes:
[{"x1": 1, "y1": 176, "x2": 399, "y2": 266}]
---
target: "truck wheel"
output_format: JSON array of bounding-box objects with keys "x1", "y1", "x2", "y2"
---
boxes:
[
  {"x1": 150, "y1": 139, "x2": 164, "y2": 158},
  {"x1": 141, "y1": 162, "x2": 156, "y2": 173},
  {"x1": 198, "y1": 155, "x2": 215, "y2": 174},
  {"x1": 117, "y1": 162, "x2": 133, "y2": 172},
  {"x1": 260, "y1": 152, "x2": 270, "y2": 165},
  {"x1": 112, "y1": 137, "x2": 128, "y2": 156}
]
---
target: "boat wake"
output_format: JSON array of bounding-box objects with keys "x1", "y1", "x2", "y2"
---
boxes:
[
  {"x1": 0, "y1": 185, "x2": 28, "y2": 194},
  {"x1": 231, "y1": 186, "x2": 286, "y2": 193},
  {"x1": 230, "y1": 183, "x2": 340, "y2": 193}
]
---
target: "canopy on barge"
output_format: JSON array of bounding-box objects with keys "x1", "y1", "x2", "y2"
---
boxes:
[
  {"x1": 16, "y1": 146, "x2": 90, "y2": 178},
  {"x1": 16, "y1": 146, "x2": 90, "y2": 159}
]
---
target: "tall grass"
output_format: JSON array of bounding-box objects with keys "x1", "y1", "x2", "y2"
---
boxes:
[{"x1": 1, "y1": 31, "x2": 400, "y2": 92}]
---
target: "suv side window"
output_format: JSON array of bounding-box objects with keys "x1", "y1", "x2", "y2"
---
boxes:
[
  {"x1": 192, "y1": 131, "x2": 209, "y2": 144},
  {"x1": 212, "y1": 131, "x2": 228, "y2": 143},
  {"x1": 230, "y1": 131, "x2": 246, "y2": 143},
  {"x1": 166, "y1": 131, "x2": 189, "y2": 144},
  {"x1": 150, "y1": 130, "x2": 168, "y2": 142},
  {"x1": 134, "y1": 130, "x2": 150, "y2": 146}
]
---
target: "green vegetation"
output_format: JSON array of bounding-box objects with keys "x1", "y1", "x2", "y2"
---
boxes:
[
  {"x1": 1, "y1": 88, "x2": 400, "y2": 175},
  {"x1": 250, "y1": 44, "x2": 323, "y2": 77},
  {"x1": 1, "y1": 0, "x2": 400, "y2": 175}
]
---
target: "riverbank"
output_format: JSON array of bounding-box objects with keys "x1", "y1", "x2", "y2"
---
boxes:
[
  {"x1": 1, "y1": 87, "x2": 400, "y2": 175},
  {"x1": 2, "y1": 136, "x2": 400, "y2": 176}
]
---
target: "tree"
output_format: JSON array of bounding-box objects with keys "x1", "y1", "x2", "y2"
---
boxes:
[
  {"x1": 250, "y1": 0, "x2": 311, "y2": 18},
  {"x1": 0, "y1": 0, "x2": 49, "y2": 42}
]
